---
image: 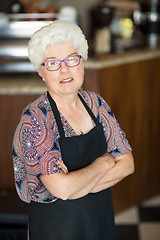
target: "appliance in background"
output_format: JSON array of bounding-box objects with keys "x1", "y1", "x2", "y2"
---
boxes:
[
  {"x1": 0, "y1": 0, "x2": 59, "y2": 73},
  {"x1": 89, "y1": 0, "x2": 142, "y2": 55},
  {"x1": 133, "y1": 0, "x2": 160, "y2": 48},
  {"x1": 0, "y1": 3, "x2": 80, "y2": 73},
  {"x1": 0, "y1": 13, "x2": 55, "y2": 73},
  {"x1": 57, "y1": 6, "x2": 79, "y2": 25},
  {"x1": 89, "y1": 0, "x2": 115, "y2": 55}
]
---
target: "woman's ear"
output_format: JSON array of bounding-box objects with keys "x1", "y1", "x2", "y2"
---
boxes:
[{"x1": 37, "y1": 68, "x2": 45, "y2": 81}]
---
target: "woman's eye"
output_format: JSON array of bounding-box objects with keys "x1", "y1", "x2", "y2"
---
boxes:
[
  {"x1": 68, "y1": 57, "x2": 74, "y2": 62},
  {"x1": 49, "y1": 61, "x2": 59, "y2": 66}
]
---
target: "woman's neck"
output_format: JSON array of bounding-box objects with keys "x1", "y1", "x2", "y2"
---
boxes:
[{"x1": 48, "y1": 90, "x2": 80, "y2": 111}]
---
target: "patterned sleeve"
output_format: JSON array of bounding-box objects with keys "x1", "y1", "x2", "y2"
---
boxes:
[
  {"x1": 13, "y1": 100, "x2": 63, "y2": 203},
  {"x1": 97, "y1": 93, "x2": 132, "y2": 158}
]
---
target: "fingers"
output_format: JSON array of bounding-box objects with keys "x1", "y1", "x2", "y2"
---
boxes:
[{"x1": 58, "y1": 159, "x2": 68, "y2": 173}]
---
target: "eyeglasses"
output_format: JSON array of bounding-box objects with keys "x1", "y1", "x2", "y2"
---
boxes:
[{"x1": 41, "y1": 55, "x2": 82, "y2": 71}]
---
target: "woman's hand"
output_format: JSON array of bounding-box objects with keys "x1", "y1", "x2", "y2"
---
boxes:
[
  {"x1": 58, "y1": 159, "x2": 68, "y2": 174},
  {"x1": 40, "y1": 152, "x2": 134, "y2": 200},
  {"x1": 90, "y1": 152, "x2": 134, "y2": 193},
  {"x1": 40, "y1": 152, "x2": 115, "y2": 200},
  {"x1": 99, "y1": 152, "x2": 116, "y2": 169}
]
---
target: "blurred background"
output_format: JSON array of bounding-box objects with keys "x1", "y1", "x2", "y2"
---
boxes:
[{"x1": 0, "y1": 0, "x2": 160, "y2": 239}]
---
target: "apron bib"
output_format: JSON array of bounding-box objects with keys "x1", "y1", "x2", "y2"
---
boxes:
[{"x1": 29, "y1": 92, "x2": 117, "y2": 240}]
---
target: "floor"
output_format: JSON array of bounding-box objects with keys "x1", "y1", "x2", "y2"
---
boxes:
[
  {"x1": 115, "y1": 194, "x2": 160, "y2": 240},
  {"x1": 0, "y1": 191, "x2": 160, "y2": 240}
]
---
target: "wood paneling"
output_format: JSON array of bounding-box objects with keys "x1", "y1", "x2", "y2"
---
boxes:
[
  {"x1": 0, "y1": 95, "x2": 38, "y2": 189},
  {"x1": 84, "y1": 57, "x2": 160, "y2": 212}
]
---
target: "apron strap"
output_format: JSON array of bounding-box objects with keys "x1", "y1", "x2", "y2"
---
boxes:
[
  {"x1": 78, "y1": 93, "x2": 99, "y2": 125},
  {"x1": 47, "y1": 91, "x2": 65, "y2": 139},
  {"x1": 47, "y1": 91, "x2": 99, "y2": 139}
]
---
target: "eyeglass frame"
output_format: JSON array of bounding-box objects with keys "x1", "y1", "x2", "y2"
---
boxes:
[{"x1": 41, "y1": 54, "x2": 82, "y2": 71}]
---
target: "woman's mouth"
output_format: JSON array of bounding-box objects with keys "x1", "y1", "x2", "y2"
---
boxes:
[{"x1": 60, "y1": 78, "x2": 73, "y2": 83}]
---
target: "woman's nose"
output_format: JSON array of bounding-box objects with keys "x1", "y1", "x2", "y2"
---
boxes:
[{"x1": 60, "y1": 61, "x2": 69, "y2": 72}]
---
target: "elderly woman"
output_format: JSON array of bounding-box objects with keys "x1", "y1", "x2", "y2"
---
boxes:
[{"x1": 13, "y1": 20, "x2": 134, "y2": 240}]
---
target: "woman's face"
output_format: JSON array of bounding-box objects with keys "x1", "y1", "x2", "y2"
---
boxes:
[{"x1": 38, "y1": 42, "x2": 85, "y2": 99}]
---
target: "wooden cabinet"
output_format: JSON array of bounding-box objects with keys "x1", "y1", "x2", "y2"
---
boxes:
[
  {"x1": 84, "y1": 56, "x2": 160, "y2": 212},
  {"x1": 0, "y1": 95, "x2": 37, "y2": 189}
]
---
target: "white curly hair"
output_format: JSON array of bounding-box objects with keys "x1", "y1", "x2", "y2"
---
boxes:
[{"x1": 28, "y1": 20, "x2": 88, "y2": 69}]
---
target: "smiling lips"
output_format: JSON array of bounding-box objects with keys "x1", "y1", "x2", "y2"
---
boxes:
[{"x1": 60, "y1": 78, "x2": 73, "y2": 83}]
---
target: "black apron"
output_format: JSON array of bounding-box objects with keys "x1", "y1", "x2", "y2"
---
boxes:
[{"x1": 29, "y1": 92, "x2": 117, "y2": 240}]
